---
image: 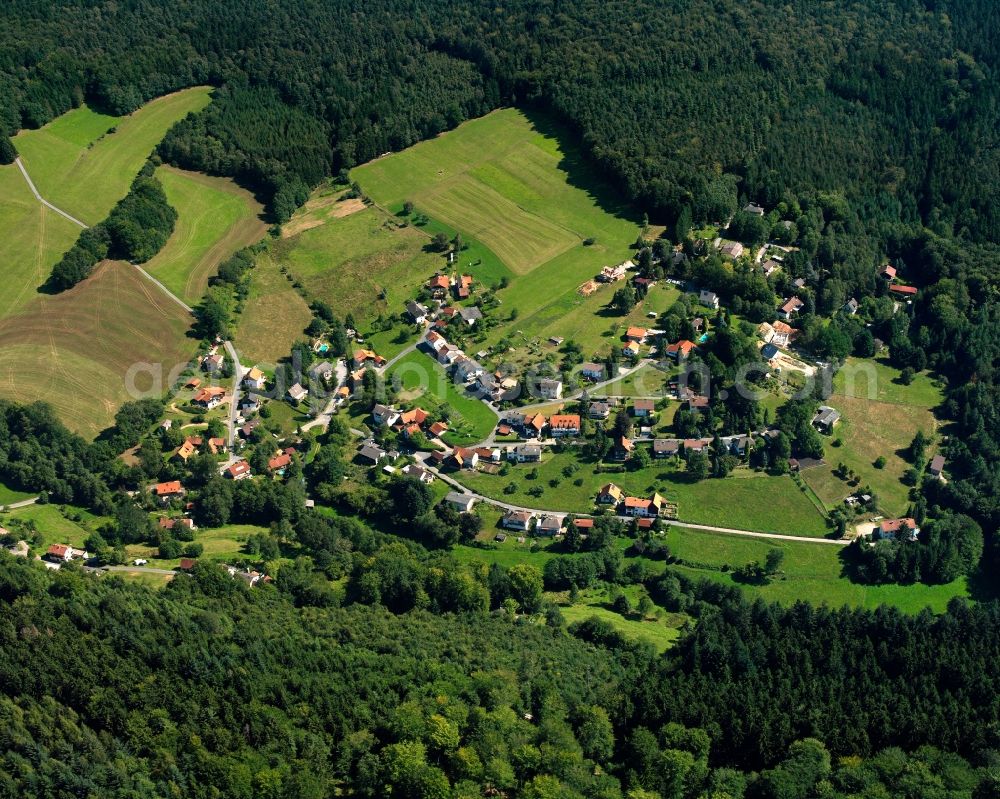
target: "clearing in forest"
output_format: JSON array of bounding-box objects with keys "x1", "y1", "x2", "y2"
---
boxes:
[{"x1": 143, "y1": 165, "x2": 267, "y2": 304}]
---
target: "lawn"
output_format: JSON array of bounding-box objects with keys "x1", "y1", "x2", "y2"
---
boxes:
[
  {"x1": 233, "y1": 251, "x2": 314, "y2": 366},
  {"x1": 834, "y1": 357, "x2": 944, "y2": 409},
  {"x1": 125, "y1": 523, "x2": 267, "y2": 568},
  {"x1": 665, "y1": 526, "x2": 968, "y2": 613},
  {"x1": 388, "y1": 349, "x2": 498, "y2": 445},
  {"x1": 144, "y1": 165, "x2": 266, "y2": 304},
  {"x1": 1, "y1": 503, "x2": 109, "y2": 552},
  {"x1": 0, "y1": 261, "x2": 195, "y2": 438},
  {"x1": 13, "y1": 87, "x2": 212, "y2": 225},
  {"x1": 455, "y1": 449, "x2": 829, "y2": 536},
  {"x1": 802, "y1": 392, "x2": 940, "y2": 516}
]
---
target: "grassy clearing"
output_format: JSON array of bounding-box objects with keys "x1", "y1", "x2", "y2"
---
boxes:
[
  {"x1": 834, "y1": 357, "x2": 944, "y2": 408},
  {"x1": 0, "y1": 261, "x2": 194, "y2": 438},
  {"x1": 666, "y1": 526, "x2": 968, "y2": 612},
  {"x1": 0, "y1": 483, "x2": 35, "y2": 505},
  {"x1": 125, "y1": 523, "x2": 267, "y2": 568},
  {"x1": 802, "y1": 393, "x2": 939, "y2": 516},
  {"x1": 234, "y1": 252, "x2": 314, "y2": 366},
  {"x1": 388, "y1": 349, "x2": 497, "y2": 445},
  {"x1": 13, "y1": 87, "x2": 212, "y2": 225},
  {"x1": 1, "y1": 503, "x2": 109, "y2": 552},
  {"x1": 558, "y1": 593, "x2": 683, "y2": 653},
  {"x1": 455, "y1": 449, "x2": 828, "y2": 536},
  {"x1": 144, "y1": 166, "x2": 266, "y2": 304},
  {"x1": 0, "y1": 161, "x2": 86, "y2": 321}
]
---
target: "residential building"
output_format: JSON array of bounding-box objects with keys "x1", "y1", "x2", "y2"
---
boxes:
[
  {"x1": 358, "y1": 442, "x2": 386, "y2": 465},
  {"x1": 683, "y1": 438, "x2": 710, "y2": 454},
  {"x1": 685, "y1": 396, "x2": 710, "y2": 414},
  {"x1": 450, "y1": 447, "x2": 479, "y2": 470},
  {"x1": 588, "y1": 401, "x2": 611, "y2": 420},
  {"x1": 580, "y1": 362, "x2": 605, "y2": 381},
  {"x1": 778, "y1": 296, "x2": 804, "y2": 320},
  {"x1": 633, "y1": 399, "x2": 655, "y2": 417},
  {"x1": 572, "y1": 518, "x2": 594, "y2": 530},
  {"x1": 225, "y1": 460, "x2": 252, "y2": 480},
  {"x1": 890, "y1": 284, "x2": 917, "y2": 297},
  {"x1": 286, "y1": 383, "x2": 308, "y2": 403},
  {"x1": 538, "y1": 378, "x2": 563, "y2": 400},
  {"x1": 597, "y1": 483, "x2": 623, "y2": 504},
  {"x1": 193, "y1": 386, "x2": 227, "y2": 410},
  {"x1": 843, "y1": 298, "x2": 859, "y2": 315},
  {"x1": 653, "y1": 439, "x2": 682, "y2": 458},
  {"x1": 720, "y1": 241, "x2": 744, "y2": 259},
  {"x1": 458, "y1": 306, "x2": 483, "y2": 326},
  {"x1": 372, "y1": 404, "x2": 401, "y2": 427},
  {"x1": 537, "y1": 515, "x2": 563, "y2": 536},
  {"x1": 761, "y1": 259, "x2": 781, "y2": 277},
  {"x1": 268, "y1": 450, "x2": 293, "y2": 473},
  {"x1": 202, "y1": 353, "x2": 224, "y2": 373},
  {"x1": 770, "y1": 320, "x2": 798, "y2": 347},
  {"x1": 152, "y1": 480, "x2": 185, "y2": 505},
  {"x1": 406, "y1": 300, "x2": 429, "y2": 324},
  {"x1": 402, "y1": 464, "x2": 435, "y2": 483},
  {"x1": 503, "y1": 510, "x2": 535, "y2": 531},
  {"x1": 666, "y1": 339, "x2": 697, "y2": 360},
  {"x1": 879, "y1": 264, "x2": 897, "y2": 281},
  {"x1": 622, "y1": 340, "x2": 641, "y2": 358},
  {"x1": 244, "y1": 366, "x2": 267, "y2": 391},
  {"x1": 744, "y1": 202, "x2": 765, "y2": 216},
  {"x1": 625, "y1": 326, "x2": 648, "y2": 342},
  {"x1": 428, "y1": 420, "x2": 449, "y2": 437},
  {"x1": 308, "y1": 361, "x2": 334, "y2": 382},
  {"x1": 623, "y1": 496, "x2": 658, "y2": 518},
  {"x1": 510, "y1": 444, "x2": 542, "y2": 463},
  {"x1": 698, "y1": 289, "x2": 720, "y2": 309},
  {"x1": 613, "y1": 436, "x2": 634, "y2": 461},
  {"x1": 761, "y1": 343, "x2": 779, "y2": 361},
  {"x1": 549, "y1": 414, "x2": 581, "y2": 436},
  {"x1": 427, "y1": 274, "x2": 450, "y2": 296},
  {"x1": 929, "y1": 454, "x2": 946, "y2": 479},
  {"x1": 445, "y1": 492, "x2": 477, "y2": 513}
]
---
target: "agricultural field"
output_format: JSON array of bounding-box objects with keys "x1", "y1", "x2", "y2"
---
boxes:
[
  {"x1": 665, "y1": 526, "x2": 968, "y2": 613},
  {"x1": 12, "y1": 87, "x2": 212, "y2": 225},
  {"x1": 803, "y1": 357, "x2": 944, "y2": 516},
  {"x1": 388, "y1": 349, "x2": 498, "y2": 445},
  {"x1": 353, "y1": 109, "x2": 644, "y2": 360},
  {"x1": 143, "y1": 165, "x2": 266, "y2": 304},
  {"x1": 0, "y1": 262, "x2": 194, "y2": 438},
  {"x1": 0, "y1": 162, "x2": 82, "y2": 320},
  {"x1": 455, "y1": 449, "x2": 829, "y2": 536}
]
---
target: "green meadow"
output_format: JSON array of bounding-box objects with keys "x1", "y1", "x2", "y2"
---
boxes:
[
  {"x1": 144, "y1": 165, "x2": 266, "y2": 304},
  {"x1": 13, "y1": 87, "x2": 212, "y2": 225}
]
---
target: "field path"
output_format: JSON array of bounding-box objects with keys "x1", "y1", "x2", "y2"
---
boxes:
[
  {"x1": 14, "y1": 157, "x2": 89, "y2": 229},
  {"x1": 133, "y1": 265, "x2": 194, "y2": 313}
]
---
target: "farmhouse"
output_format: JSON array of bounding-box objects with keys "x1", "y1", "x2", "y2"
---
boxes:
[
  {"x1": 428, "y1": 420, "x2": 449, "y2": 437},
  {"x1": 877, "y1": 517, "x2": 920, "y2": 541},
  {"x1": 599, "y1": 263, "x2": 628, "y2": 282},
  {"x1": 450, "y1": 448, "x2": 479, "y2": 470},
  {"x1": 580, "y1": 362, "x2": 605, "y2": 381},
  {"x1": 549, "y1": 414, "x2": 581, "y2": 436},
  {"x1": 225, "y1": 460, "x2": 252, "y2": 480},
  {"x1": 152, "y1": 480, "x2": 185, "y2": 505},
  {"x1": 455, "y1": 274, "x2": 474, "y2": 299},
  {"x1": 625, "y1": 327, "x2": 647, "y2": 342},
  {"x1": 244, "y1": 367, "x2": 266, "y2": 391},
  {"x1": 503, "y1": 510, "x2": 535, "y2": 531},
  {"x1": 45, "y1": 544, "x2": 87, "y2": 564},
  {"x1": 812, "y1": 405, "x2": 841, "y2": 433},
  {"x1": 445, "y1": 492, "x2": 477, "y2": 513},
  {"x1": 427, "y1": 274, "x2": 451, "y2": 296},
  {"x1": 458, "y1": 306, "x2": 483, "y2": 326},
  {"x1": 879, "y1": 264, "x2": 897, "y2": 281},
  {"x1": 402, "y1": 464, "x2": 435, "y2": 483},
  {"x1": 623, "y1": 496, "x2": 659, "y2": 518}
]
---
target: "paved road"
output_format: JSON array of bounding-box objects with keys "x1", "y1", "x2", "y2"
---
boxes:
[
  {"x1": 0, "y1": 496, "x2": 40, "y2": 511},
  {"x1": 14, "y1": 157, "x2": 90, "y2": 229},
  {"x1": 413, "y1": 453, "x2": 844, "y2": 545},
  {"x1": 223, "y1": 340, "x2": 246, "y2": 448}
]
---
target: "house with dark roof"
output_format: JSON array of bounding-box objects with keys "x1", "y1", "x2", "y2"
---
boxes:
[
  {"x1": 812, "y1": 405, "x2": 841, "y2": 433},
  {"x1": 502, "y1": 510, "x2": 535, "y2": 531},
  {"x1": 653, "y1": 438, "x2": 682, "y2": 458},
  {"x1": 580, "y1": 362, "x2": 605, "y2": 381}
]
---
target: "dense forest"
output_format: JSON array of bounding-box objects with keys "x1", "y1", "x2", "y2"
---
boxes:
[{"x1": 1, "y1": 553, "x2": 999, "y2": 798}]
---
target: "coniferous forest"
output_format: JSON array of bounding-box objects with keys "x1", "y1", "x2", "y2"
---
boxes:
[{"x1": 5, "y1": 1, "x2": 1000, "y2": 796}]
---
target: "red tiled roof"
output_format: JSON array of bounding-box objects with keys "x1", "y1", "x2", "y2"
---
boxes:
[{"x1": 153, "y1": 481, "x2": 183, "y2": 495}]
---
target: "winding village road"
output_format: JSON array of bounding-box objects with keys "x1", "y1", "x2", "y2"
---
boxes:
[{"x1": 11, "y1": 157, "x2": 841, "y2": 549}]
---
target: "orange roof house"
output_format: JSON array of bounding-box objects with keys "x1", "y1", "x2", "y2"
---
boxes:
[
  {"x1": 400, "y1": 407, "x2": 429, "y2": 426},
  {"x1": 625, "y1": 326, "x2": 647, "y2": 341}
]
